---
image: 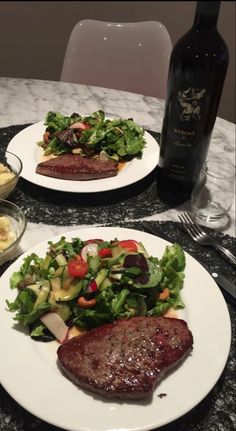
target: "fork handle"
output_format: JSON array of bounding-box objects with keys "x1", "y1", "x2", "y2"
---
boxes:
[{"x1": 214, "y1": 244, "x2": 236, "y2": 266}]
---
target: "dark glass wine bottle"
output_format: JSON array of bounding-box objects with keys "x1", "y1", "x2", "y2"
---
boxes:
[{"x1": 157, "y1": 1, "x2": 229, "y2": 202}]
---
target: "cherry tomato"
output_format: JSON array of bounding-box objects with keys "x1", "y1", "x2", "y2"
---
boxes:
[
  {"x1": 98, "y1": 247, "x2": 112, "y2": 258},
  {"x1": 68, "y1": 256, "x2": 88, "y2": 278},
  {"x1": 118, "y1": 240, "x2": 138, "y2": 253}
]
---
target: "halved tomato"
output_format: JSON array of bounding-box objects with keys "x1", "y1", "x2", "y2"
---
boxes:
[
  {"x1": 98, "y1": 247, "x2": 112, "y2": 258},
  {"x1": 68, "y1": 256, "x2": 88, "y2": 278},
  {"x1": 118, "y1": 240, "x2": 138, "y2": 253}
]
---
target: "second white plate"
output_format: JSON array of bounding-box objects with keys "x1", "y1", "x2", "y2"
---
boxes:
[{"x1": 7, "y1": 121, "x2": 159, "y2": 193}]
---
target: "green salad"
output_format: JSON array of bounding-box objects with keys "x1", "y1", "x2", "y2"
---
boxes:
[
  {"x1": 6, "y1": 236, "x2": 186, "y2": 342},
  {"x1": 37, "y1": 110, "x2": 146, "y2": 161}
]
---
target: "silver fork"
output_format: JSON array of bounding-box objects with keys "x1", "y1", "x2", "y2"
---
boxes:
[{"x1": 178, "y1": 212, "x2": 236, "y2": 266}]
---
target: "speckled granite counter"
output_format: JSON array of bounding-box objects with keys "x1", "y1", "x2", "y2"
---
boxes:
[{"x1": 0, "y1": 77, "x2": 235, "y2": 431}]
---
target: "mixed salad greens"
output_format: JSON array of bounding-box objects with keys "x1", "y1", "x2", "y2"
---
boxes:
[
  {"x1": 37, "y1": 110, "x2": 146, "y2": 161},
  {"x1": 6, "y1": 236, "x2": 186, "y2": 342}
]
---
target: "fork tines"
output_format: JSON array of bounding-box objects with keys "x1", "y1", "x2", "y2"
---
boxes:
[
  {"x1": 179, "y1": 212, "x2": 195, "y2": 225},
  {"x1": 178, "y1": 212, "x2": 203, "y2": 239}
]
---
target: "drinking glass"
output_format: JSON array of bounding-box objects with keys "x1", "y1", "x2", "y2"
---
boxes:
[{"x1": 191, "y1": 157, "x2": 235, "y2": 222}]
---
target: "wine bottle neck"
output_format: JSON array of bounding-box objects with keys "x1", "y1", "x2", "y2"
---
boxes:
[{"x1": 192, "y1": 1, "x2": 220, "y2": 30}]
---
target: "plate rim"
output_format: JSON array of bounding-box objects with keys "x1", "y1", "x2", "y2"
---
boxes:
[
  {"x1": 0, "y1": 226, "x2": 231, "y2": 431},
  {"x1": 7, "y1": 120, "x2": 159, "y2": 193}
]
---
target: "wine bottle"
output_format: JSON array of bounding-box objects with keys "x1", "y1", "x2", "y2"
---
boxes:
[{"x1": 157, "y1": 1, "x2": 229, "y2": 200}]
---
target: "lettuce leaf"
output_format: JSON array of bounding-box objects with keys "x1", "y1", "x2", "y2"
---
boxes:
[{"x1": 41, "y1": 110, "x2": 146, "y2": 160}]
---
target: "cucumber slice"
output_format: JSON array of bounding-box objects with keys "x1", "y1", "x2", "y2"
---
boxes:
[
  {"x1": 54, "y1": 266, "x2": 64, "y2": 277},
  {"x1": 55, "y1": 280, "x2": 83, "y2": 301},
  {"x1": 104, "y1": 252, "x2": 125, "y2": 268},
  {"x1": 137, "y1": 241, "x2": 149, "y2": 258},
  {"x1": 100, "y1": 278, "x2": 112, "y2": 290},
  {"x1": 33, "y1": 283, "x2": 50, "y2": 308},
  {"x1": 95, "y1": 268, "x2": 109, "y2": 287},
  {"x1": 55, "y1": 254, "x2": 68, "y2": 267},
  {"x1": 50, "y1": 277, "x2": 62, "y2": 291},
  {"x1": 54, "y1": 303, "x2": 71, "y2": 321}
]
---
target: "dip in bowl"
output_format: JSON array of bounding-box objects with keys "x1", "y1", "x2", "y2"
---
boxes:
[
  {"x1": 0, "y1": 200, "x2": 27, "y2": 265},
  {"x1": 0, "y1": 151, "x2": 22, "y2": 199}
]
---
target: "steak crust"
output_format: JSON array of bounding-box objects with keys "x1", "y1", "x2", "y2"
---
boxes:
[
  {"x1": 57, "y1": 316, "x2": 193, "y2": 399},
  {"x1": 36, "y1": 154, "x2": 118, "y2": 180}
]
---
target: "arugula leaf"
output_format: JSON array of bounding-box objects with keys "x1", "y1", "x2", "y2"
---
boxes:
[
  {"x1": 9, "y1": 272, "x2": 23, "y2": 290},
  {"x1": 126, "y1": 293, "x2": 147, "y2": 316},
  {"x1": 10, "y1": 253, "x2": 43, "y2": 289},
  {"x1": 48, "y1": 236, "x2": 83, "y2": 259},
  {"x1": 88, "y1": 255, "x2": 101, "y2": 275},
  {"x1": 30, "y1": 322, "x2": 47, "y2": 337},
  {"x1": 44, "y1": 111, "x2": 72, "y2": 133},
  {"x1": 158, "y1": 244, "x2": 186, "y2": 311},
  {"x1": 6, "y1": 288, "x2": 51, "y2": 325},
  {"x1": 41, "y1": 110, "x2": 146, "y2": 160},
  {"x1": 111, "y1": 288, "x2": 130, "y2": 316},
  {"x1": 43, "y1": 137, "x2": 68, "y2": 156},
  {"x1": 14, "y1": 302, "x2": 52, "y2": 326},
  {"x1": 160, "y1": 243, "x2": 186, "y2": 272},
  {"x1": 147, "y1": 301, "x2": 170, "y2": 316}
]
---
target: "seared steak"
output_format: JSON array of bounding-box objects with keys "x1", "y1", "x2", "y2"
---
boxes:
[
  {"x1": 36, "y1": 154, "x2": 118, "y2": 180},
  {"x1": 57, "y1": 316, "x2": 193, "y2": 399}
]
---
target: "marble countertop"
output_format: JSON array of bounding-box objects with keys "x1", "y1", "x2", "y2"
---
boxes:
[
  {"x1": 0, "y1": 77, "x2": 235, "y2": 244},
  {"x1": 0, "y1": 77, "x2": 235, "y2": 431}
]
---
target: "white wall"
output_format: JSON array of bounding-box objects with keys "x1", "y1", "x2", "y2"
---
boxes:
[{"x1": 0, "y1": 1, "x2": 235, "y2": 122}]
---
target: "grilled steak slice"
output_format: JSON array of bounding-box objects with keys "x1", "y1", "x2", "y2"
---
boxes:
[
  {"x1": 36, "y1": 154, "x2": 118, "y2": 180},
  {"x1": 57, "y1": 316, "x2": 193, "y2": 400}
]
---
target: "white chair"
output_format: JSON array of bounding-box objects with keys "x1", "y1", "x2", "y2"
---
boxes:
[{"x1": 60, "y1": 19, "x2": 172, "y2": 99}]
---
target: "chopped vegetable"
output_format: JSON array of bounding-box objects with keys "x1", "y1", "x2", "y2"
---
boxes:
[
  {"x1": 98, "y1": 248, "x2": 112, "y2": 258},
  {"x1": 67, "y1": 256, "x2": 88, "y2": 278},
  {"x1": 118, "y1": 240, "x2": 139, "y2": 253},
  {"x1": 40, "y1": 312, "x2": 69, "y2": 343},
  {"x1": 37, "y1": 110, "x2": 146, "y2": 161},
  {"x1": 87, "y1": 280, "x2": 98, "y2": 293},
  {"x1": 6, "y1": 236, "x2": 186, "y2": 341},
  {"x1": 159, "y1": 287, "x2": 170, "y2": 301},
  {"x1": 81, "y1": 243, "x2": 98, "y2": 262}
]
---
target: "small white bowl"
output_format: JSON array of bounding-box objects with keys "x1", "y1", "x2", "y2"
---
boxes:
[
  {"x1": 0, "y1": 151, "x2": 22, "y2": 200},
  {"x1": 0, "y1": 200, "x2": 27, "y2": 265}
]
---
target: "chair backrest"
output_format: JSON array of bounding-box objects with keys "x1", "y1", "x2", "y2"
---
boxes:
[{"x1": 60, "y1": 19, "x2": 172, "y2": 99}]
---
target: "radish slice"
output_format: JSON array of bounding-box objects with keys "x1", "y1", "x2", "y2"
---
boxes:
[
  {"x1": 69, "y1": 122, "x2": 90, "y2": 130},
  {"x1": 40, "y1": 312, "x2": 69, "y2": 343},
  {"x1": 81, "y1": 243, "x2": 98, "y2": 261},
  {"x1": 87, "y1": 280, "x2": 98, "y2": 293}
]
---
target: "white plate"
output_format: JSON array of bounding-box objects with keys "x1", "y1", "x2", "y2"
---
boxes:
[
  {"x1": 0, "y1": 227, "x2": 231, "y2": 431},
  {"x1": 7, "y1": 121, "x2": 159, "y2": 193}
]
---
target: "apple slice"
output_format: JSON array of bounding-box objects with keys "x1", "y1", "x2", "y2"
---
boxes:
[{"x1": 40, "y1": 312, "x2": 69, "y2": 343}]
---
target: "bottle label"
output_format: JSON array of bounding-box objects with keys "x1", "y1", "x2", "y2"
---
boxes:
[
  {"x1": 177, "y1": 87, "x2": 206, "y2": 121},
  {"x1": 160, "y1": 85, "x2": 208, "y2": 183}
]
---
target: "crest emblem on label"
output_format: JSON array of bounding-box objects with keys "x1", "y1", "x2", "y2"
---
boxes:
[{"x1": 177, "y1": 88, "x2": 206, "y2": 121}]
